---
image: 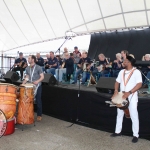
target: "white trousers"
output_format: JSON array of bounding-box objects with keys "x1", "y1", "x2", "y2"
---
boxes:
[
  {"x1": 115, "y1": 94, "x2": 139, "y2": 137},
  {"x1": 55, "y1": 68, "x2": 66, "y2": 82}
]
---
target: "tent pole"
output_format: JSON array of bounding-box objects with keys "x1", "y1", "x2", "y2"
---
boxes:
[{"x1": 1, "y1": 52, "x2": 3, "y2": 71}]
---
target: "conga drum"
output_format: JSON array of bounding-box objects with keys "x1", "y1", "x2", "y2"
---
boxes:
[
  {"x1": 17, "y1": 84, "x2": 34, "y2": 125},
  {"x1": 0, "y1": 83, "x2": 17, "y2": 119}
]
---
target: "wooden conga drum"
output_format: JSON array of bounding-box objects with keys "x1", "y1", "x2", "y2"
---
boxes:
[
  {"x1": 0, "y1": 83, "x2": 17, "y2": 119},
  {"x1": 17, "y1": 84, "x2": 34, "y2": 124}
]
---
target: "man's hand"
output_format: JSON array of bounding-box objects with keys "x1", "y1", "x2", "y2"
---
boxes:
[
  {"x1": 111, "y1": 91, "x2": 118, "y2": 99},
  {"x1": 33, "y1": 80, "x2": 39, "y2": 85},
  {"x1": 49, "y1": 65, "x2": 52, "y2": 68},
  {"x1": 122, "y1": 92, "x2": 130, "y2": 99},
  {"x1": 87, "y1": 65, "x2": 91, "y2": 70}
]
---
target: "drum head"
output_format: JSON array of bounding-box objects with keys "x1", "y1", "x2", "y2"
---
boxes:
[
  {"x1": 20, "y1": 83, "x2": 34, "y2": 88},
  {"x1": 0, "y1": 83, "x2": 17, "y2": 88},
  {"x1": 112, "y1": 92, "x2": 126, "y2": 104}
]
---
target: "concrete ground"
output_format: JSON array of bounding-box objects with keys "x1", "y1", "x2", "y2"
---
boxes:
[{"x1": 0, "y1": 114, "x2": 149, "y2": 150}]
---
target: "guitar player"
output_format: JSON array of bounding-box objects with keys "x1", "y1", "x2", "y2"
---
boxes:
[{"x1": 12, "y1": 52, "x2": 27, "y2": 80}]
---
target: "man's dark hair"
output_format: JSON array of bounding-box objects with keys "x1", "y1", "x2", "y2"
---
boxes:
[
  {"x1": 126, "y1": 55, "x2": 136, "y2": 66},
  {"x1": 121, "y1": 50, "x2": 129, "y2": 57},
  {"x1": 50, "y1": 51, "x2": 54, "y2": 54},
  {"x1": 70, "y1": 53, "x2": 73, "y2": 56},
  {"x1": 31, "y1": 55, "x2": 36, "y2": 63}
]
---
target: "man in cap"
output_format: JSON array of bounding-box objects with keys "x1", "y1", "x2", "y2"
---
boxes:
[
  {"x1": 36, "y1": 53, "x2": 44, "y2": 71},
  {"x1": 13, "y1": 52, "x2": 27, "y2": 80},
  {"x1": 110, "y1": 56, "x2": 142, "y2": 143}
]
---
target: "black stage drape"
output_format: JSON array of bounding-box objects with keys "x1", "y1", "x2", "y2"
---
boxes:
[
  {"x1": 88, "y1": 28, "x2": 150, "y2": 60},
  {"x1": 41, "y1": 85, "x2": 150, "y2": 140}
]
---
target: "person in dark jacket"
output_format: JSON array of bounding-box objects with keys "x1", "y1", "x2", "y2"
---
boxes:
[
  {"x1": 13, "y1": 52, "x2": 27, "y2": 80},
  {"x1": 55, "y1": 53, "x2": 74, "y2": 82},
  {"x1": 65, "y1": 53, "x2": 74, "y2": 81},
  {"x1": 36, "y1": 53, "x2": 44, "y2": 71},
  {"x1": 112, "y1": 53, "x2": 123, "y2": 77}
]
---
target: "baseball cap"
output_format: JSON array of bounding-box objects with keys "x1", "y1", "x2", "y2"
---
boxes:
[{"x1": 74, "y1": 46, "x2": 78, "y2": 49}]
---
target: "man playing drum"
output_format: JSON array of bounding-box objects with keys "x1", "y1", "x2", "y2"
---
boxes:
[
  {"x1": 22, "y1": 55, "x2": 44, "y2": 121},
  {"x1": 110, "y1": 56, "x2": 142, "y2": 143}
]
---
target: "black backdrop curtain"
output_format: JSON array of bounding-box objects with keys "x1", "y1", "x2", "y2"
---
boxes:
[{"x1": 88, "y1": 28, "x2": 150, "y2": 60}]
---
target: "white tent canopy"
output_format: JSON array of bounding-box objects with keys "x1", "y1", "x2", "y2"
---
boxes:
[{"x1": 0, "y1": 0, "x2": 150, "y2": 55}]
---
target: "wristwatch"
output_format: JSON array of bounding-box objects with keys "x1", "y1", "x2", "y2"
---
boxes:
[{"x1": 129, "y1": 91, "x2": 132, "y2": 94}]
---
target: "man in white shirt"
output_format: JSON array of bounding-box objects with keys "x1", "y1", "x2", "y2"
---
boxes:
[{"x1": 110, "y1": 56, "x2": 142, "y2": 143}]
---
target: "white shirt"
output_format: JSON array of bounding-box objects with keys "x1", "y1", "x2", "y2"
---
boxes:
[{"x1": 116, "y1": 68, "x2": 142, "y2": 95}]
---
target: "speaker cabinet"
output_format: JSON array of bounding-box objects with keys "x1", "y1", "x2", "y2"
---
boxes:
[
  {"x1": 96, "y1": 77, "x2": 116, "y2": 93},
  {"x1": 4, "y1": 71, "x2": 19, "y2": 83},
  {"x1": 42, "y1": 74, "x2": 57, "y2": 86}
]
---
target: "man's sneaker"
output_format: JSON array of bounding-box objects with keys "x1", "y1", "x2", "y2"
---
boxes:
[
  {"x1": 132, "y1": 136, "x2": 138, "y2": 143},
  {"x1": 110, "y1": 133, "x2": 122, "y2": 137}
]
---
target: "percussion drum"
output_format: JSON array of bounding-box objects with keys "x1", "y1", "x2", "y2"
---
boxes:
[
  {"x1": 111, "y1": 92, "x2": 130, "y2": 118},
  {"x1": 17, "y1": 84, "x2": 34, "y2": 125},
  {"x1": 0, "y1": 83, "x2": 17, "y2": 119},
  {"x1": 4, "y1": 117, "x2": 15, "y2": 136}
]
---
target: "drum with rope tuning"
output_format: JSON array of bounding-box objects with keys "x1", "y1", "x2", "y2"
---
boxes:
[
  {"x1": 0, "y1": 83, "x2": 17, "y2": 119},
  {"x1": 111, "y1": 92, "x2": 130, "y2": 118},
  {"x1": 17, "y1": 84, "x2": 34, "y2": 125}
]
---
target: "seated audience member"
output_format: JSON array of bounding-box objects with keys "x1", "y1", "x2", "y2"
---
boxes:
[
  {"x1": 73, "y1": 46, "x2": 81, "y2": 70},
  {"x1": 12, "y1": 52, "x2": 27, "y2": 80},
  {"x1": 62, "y1": 47, "x2": 68, "y2": 58},
  {"x1": 92, "y1": 53, "x2": 111, "y2": 78},
  {"x1": 121, "y1": 50, "x2": 129, "y2": 60},
  {"x1": 121, "y1": 50, "x2": 129, "y2": 68},
  {"x1": 70, "y1": 53, "x2": 75, "y2": 61},
  {"x1": 55, "y1": 53, "x2": 74, "y2": 82},
  {"x1": 44, "y1": 54, "x2": 50, "y2": 72},
  {"x1": 46, "y1": 52, "x2": 58, "y2": 75},
  {"x1": 64, "y1": 47, "x2": 68, "y2": 53},
  {"x1": 72, "y1": 51, "x2": 91, "y2": 85},
  {"x1": 142, "y1": 54, "x2": 150, "y2": 86},
  {"x1": 112, "y1": 53, "x2": 122, "y2": 77},
  {"x1": 141, "y1": 54, "x2": 150, "y2": 74},
  {"x1": 36, "y1": 53, "x2": 44, "y2": 71},
  {"x1": 65, "y1": 53, "x2": 74, "y2": 81},
  {"x1": 56, "y1": 55, "x2": 63, "y2": 67}
]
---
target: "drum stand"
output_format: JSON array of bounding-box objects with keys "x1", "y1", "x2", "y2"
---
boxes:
[{"x1": 21, "y1": 120, "x2": 36, "y2": 131}]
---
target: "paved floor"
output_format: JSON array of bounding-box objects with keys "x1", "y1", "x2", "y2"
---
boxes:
[{"x1": 0, "y1": 115, "x2": 149, "y2": 150}]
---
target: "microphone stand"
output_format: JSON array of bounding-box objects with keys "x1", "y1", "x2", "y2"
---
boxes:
[
  {"x1": 67, "y1": 74, "x2": 89, "y2": 128},
  {"x1": 137, "y1": 68, "x2": 150, "y2": 94},
  {"x1": 9, "y1": 51, "x2": 19, "y2": 71},
  {"x1": 55, "y1": 37, "x2": 71, "y2": 86}
]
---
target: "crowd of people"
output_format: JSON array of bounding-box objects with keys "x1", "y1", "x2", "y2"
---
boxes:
[
  {"x1": 12, "y1": 49, "x2": 149, "y2": 143},
  {"x1": 13, "y1": 48, "x2": 150, "y2": 87}
]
